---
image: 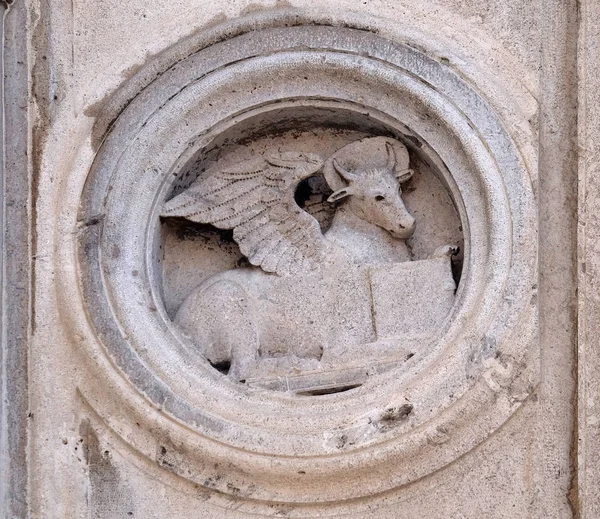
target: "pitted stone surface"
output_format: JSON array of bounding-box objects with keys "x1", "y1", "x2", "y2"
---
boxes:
[{"x1": 4, "y1": 1, "x2": 587, "y2": 518}]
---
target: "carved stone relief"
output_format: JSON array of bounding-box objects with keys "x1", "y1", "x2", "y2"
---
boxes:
[
  {"x1": 161, "y1": 135, "x2": 459, "y2": 388},
  {"x1": 61, "y1": 12, "x2": 538, "y2": 513}
]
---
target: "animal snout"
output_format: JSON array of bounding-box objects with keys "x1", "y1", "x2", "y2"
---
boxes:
[{"x1": 392, "y1": 217, "x2": 416, "y2": 238}]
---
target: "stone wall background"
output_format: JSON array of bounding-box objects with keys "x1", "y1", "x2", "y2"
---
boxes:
[{"x1": 1, "y1": 0, "x2": 594, "y2": 517}]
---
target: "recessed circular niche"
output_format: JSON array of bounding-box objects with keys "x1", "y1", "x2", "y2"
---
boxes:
[
  {"x1": 73, "y1": 13, "x2": 537, "y2": 511},
  {"x1": 158, "y1": 105, "x2": 465, "y2": 389}
]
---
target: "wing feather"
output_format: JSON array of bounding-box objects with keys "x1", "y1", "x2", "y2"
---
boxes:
[
  {"x1": 260, "y1": 239, "x2": 289, "y2": 273},
  {"x1": 162, "y1": 152, "x2": 325, "y2": 276},
  {"x1": 248, "y1": 233, "x2": 284, "y2": 268},
  {"x1": 236, "y1": 225, "x2": 274, "y2": 259}
]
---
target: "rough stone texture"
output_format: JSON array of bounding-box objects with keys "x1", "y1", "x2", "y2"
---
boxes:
[
  {"x1": 578, "y1": 0, "x2": 600, "y2": 516},
  {"x1": 1, "y1": 0, "x2": 595, "y2": 517},
  {"x1": 534, "y1": 1, "x2": 579, "y2": 517},
  {"x1": 1, "y1": 3, "x2": 31, "y2": 518}
]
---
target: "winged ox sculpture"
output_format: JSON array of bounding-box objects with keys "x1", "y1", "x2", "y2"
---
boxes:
[{"x1": 162, "y1": 137, "x2": 456, "y2": 385}]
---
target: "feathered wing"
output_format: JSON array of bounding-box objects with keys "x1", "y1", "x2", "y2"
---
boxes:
[{"x1": 162, "y1": 152, "x2": 326, "y2": 276}]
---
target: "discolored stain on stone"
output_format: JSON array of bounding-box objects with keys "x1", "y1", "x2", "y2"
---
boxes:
[{"x1": 79, "y1": 419, "x2": 135, "y2": 518}]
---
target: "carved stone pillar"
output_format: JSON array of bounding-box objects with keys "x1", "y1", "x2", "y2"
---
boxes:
[{"x1": 578, "y1": 0, "x2": 600, "y2": 516}]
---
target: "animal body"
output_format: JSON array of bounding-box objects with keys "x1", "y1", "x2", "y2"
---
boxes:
[{"x1": 162, "y1": 137, "x2": 435, "y2": 381}]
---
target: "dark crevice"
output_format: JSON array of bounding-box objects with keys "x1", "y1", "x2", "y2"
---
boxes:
[
  {"x1": 209, "y1": 360, "x2": 231, "y2": 375},
  {"x1": 296, "y1": 384, "x2": 362, "y2": 396}
]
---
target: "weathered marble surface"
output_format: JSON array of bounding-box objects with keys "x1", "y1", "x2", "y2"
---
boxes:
[{"x1": 1, "y1": 0, "x2": 593, "y2": 518}]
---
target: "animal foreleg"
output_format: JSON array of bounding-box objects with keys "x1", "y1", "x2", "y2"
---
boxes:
[{"x1": 214, "y1": 291, "x2": 260, "y2": 382}]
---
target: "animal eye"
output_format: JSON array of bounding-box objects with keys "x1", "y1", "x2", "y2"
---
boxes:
[{"x1": 375, "y1": 195, "x2": 385, "y2": 201}]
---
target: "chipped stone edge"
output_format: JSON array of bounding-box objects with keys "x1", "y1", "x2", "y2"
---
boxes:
[{"x1": 0, "y1": 1, "x2": 31, "y2": 518}]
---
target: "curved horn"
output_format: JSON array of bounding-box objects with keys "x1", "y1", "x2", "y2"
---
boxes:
[
  {"x1": 385, "y1": 142, "x2": 396, "y2": 171},
  {"x1": 332, "y1": 159, "x2": 358, "y2": 183}
]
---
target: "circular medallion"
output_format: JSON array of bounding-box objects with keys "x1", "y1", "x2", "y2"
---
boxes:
[{"x1": 68, "y1": 11, "x2": 537, "y2": 512}]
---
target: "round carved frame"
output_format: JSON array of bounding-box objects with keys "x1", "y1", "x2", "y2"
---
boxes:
[{"x1": 69, "y1": 10, "x2": 537, "y2": 513}]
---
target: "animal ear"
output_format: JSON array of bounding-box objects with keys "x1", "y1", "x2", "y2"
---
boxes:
[
  {"x1": 395, "y1": 168, "x2": 414, "y2": 183},
  {"x1": 327, "y1": 187, "x2": 353, "y2": 203}
]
